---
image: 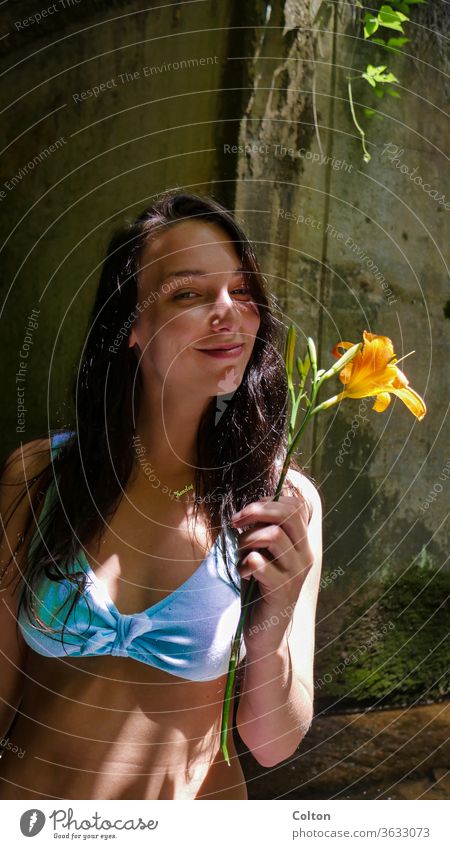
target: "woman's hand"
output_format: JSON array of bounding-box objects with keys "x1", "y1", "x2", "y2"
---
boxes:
[{"x1": 230, "y1": 490, "x2": 315, "y2": 650}]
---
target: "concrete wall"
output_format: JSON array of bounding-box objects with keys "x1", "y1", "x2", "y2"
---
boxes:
[{"x1": 232, "y1": 0, "x2": 449, "y2": 701}]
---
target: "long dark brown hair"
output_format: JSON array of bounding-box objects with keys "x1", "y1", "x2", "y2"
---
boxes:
[{"x1": 1, "y1": 189, "x2": 304, "y2": 647}]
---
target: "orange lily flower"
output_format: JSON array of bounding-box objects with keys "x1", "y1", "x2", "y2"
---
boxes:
[{"x1": 330, "y1": 330, "x2": 426, "y2": 420}]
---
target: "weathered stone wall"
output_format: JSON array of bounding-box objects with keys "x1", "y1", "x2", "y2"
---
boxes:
[{"x1": 232, "y1": 0, "x2": 449, "y2": 707}]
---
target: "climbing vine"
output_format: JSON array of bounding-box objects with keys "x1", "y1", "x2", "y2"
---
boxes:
[{"x1": 348, "y1": 0, "x2": 427, "y2": 162}]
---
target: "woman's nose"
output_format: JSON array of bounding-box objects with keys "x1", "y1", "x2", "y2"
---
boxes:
[
  {"x1": 209, "y1": 296, "x2": 240, "y2": 328},
  {"x1": 211, "y1": 288, "x2": 241, "y2": 314}
]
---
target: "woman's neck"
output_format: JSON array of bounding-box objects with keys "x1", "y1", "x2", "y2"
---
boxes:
[{"x1": 133, "y1": 387, "x2": 211, "y2": 483}]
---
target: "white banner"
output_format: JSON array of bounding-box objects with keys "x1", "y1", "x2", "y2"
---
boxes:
[{"x1": 0, "y1": 799, "x2": 447, "y2": 848}]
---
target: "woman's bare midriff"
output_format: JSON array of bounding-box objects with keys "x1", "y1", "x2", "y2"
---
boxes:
[
  {"x1": 0, "y1": 651, "x2": 248, "y2": 800},
  {"x1": 0, "y1": 460, "x2": 248, "y2": 800}
]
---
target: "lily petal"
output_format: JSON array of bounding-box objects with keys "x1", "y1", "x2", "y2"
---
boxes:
[
  {"x1": 332, "y1": 340, "x2": 354, "y2": 358},
  {"x1": 373, "y1": 392, "x2": 391, "y2": 413},
  {"x1": 390, "y1": 386, "x2": 427, "y2": 420}
]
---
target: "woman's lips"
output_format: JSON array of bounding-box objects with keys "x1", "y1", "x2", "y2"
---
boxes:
[{"x1": 196, "y1": 344, "x2": 243, "y2": 359}]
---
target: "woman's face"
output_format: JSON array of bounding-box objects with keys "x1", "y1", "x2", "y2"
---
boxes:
[{"x1": 128, "y1": 219, "x2": 261, "y2": 399}]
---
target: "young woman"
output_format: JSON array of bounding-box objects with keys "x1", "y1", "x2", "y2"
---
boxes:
[{"x1": 0, "y1": 191, "x2": 322, "y2": 800}]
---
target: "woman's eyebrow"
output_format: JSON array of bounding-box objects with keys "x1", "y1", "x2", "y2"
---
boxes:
[{"x1": 159, "y1": 266, "x2": 245, "y2": 288}]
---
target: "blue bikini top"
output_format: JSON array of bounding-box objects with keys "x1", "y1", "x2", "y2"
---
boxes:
[{"x1": 18, "y1": 431, "x2": 246, "y2": 682}]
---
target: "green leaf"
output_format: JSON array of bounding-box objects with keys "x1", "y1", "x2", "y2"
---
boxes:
[
  {"x1": 373, "y1": 35, "x2": 410, "y2": 53},
  {"x1": 364, "y1": 13, "x2": 379, "y2": 38},
  {"x1": 363, "y1": 107, "x2": 376, "y2": 117},
  {"x1": 362, "y1": 74, "x2": 377, "y2": 87},
  {"x1": 366, "y1": 64, "x2": 387, "y2": 75},
  {"x1": 361, "y1": 64, "x2": 382, "y2": 83},
  {"x1": 386, "y1": 87, "x2": 401, "y2": 97},
  {"x1": 380, "y1": 72, "x2": 399, "y2": 82},
  {"x1": 381, "y1": 3, "x2": 409, "y2": 19},
  {"x1": 389, "y1": 0, "x2": 410, "y2": 13},
  {"x1": 362, "y1": 64, "x2": 399, "y2": 88},
  {"x1": 387, "y1": 36, "x2": 410, "y2": 46},
  {"x1": 378, "y1": 5, "x2": 408, "y2": 32},
  {"x1": 285, "y1": 325, "x2": 296, "y2": 391}
]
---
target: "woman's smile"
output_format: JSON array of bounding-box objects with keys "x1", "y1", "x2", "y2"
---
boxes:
[{"x1": 195, "y1": 343, "x2": 244, "y2": 359}]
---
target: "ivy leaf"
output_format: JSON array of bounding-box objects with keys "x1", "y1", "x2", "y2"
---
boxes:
[
  {"x1": 362, "y1": 64, "x2": 386, "y2": 85},
  {"x1": 388, "y1": 0, "x2": 410, "y2": 12},
  {"x1": 369, "y1": 64, "x2": 388, "y2": 75},
  {"x1": 372, "y1": 35, "x2": 410, "y2": 53},
  {"x1": 364, "y1": 12, "x2": 379, "y2": 38},
  {"x1": 381, "y1": 72, "x2": 399, "y2": 83},
  {"x1": 378, "y1": 5, "x2": 409, "y2": 32},
  {"x1": 387, "y1": 36, "x2": 410, "y2": 47},
  {"x1": 362, "y1": 65, "x2": 399, "y2": 89}
]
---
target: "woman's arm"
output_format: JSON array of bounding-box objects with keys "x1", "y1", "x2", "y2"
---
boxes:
[
  {"x1": 0, "y1": 440, "x2": 49, "y2": 739},
  {"x1": 235, "y1": 471, "x2": 323, "y2": 767}
]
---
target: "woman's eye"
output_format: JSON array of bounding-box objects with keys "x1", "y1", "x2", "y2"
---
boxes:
[
  {"x1": 173, "y1": 287, "x2": 251, "y2": 301},
  {"x1": 173, "y1": 291, "x2": 195, "y2": 300}
]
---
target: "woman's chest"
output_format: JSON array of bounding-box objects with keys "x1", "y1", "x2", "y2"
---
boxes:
[{"x1": 80, "y1": 494, "x2": 219, "y2": 615}]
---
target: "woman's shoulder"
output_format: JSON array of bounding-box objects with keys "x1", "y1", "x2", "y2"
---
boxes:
[
  {"x1": 0, "y1": 437, "x2": 54, "y2": 593},
  {"x1": 1, "y1": 430, "x2": 75, "y2": 486},
  {"x1": 285, "y1": 466, "x2": 322, "y2": 523},
  {"x1": 2, "y1": 437, "x2": 52, "y2": 485}
]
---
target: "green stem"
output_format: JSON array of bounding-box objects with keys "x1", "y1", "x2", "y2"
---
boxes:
[
  {"x1": 347, "y1": 79, "x2": 371, "y2": 163},
  {"x1": 219, "y1": 575, "x2": 260, "y2": 765},
  {"x1": 289, "y1": 391, "x2": 305, "y2": 446},
  {"x1": 219, "y1": 376, "x2": 323, "y2": 764}
]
